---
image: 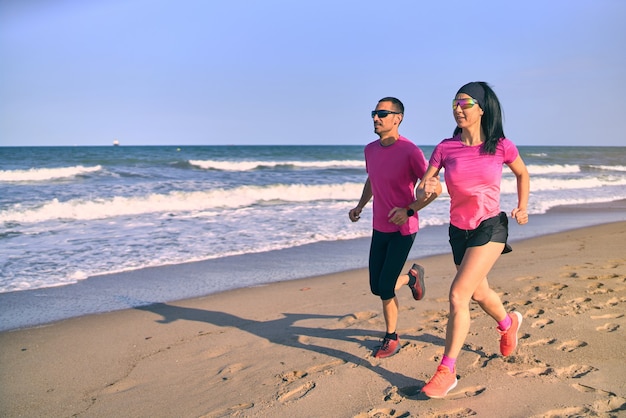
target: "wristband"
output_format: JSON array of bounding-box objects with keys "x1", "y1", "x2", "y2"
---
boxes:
[{"x1": 406, "y1": 207, "x2": 415, "y2": 217}]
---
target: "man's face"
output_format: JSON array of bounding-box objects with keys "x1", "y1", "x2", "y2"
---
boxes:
[{"x1": 373, "y1": 101, "x2": 402, "y2": 137}]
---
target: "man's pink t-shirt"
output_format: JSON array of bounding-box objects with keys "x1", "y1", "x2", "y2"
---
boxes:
[
  {"x1": 429, "y1": 136, "x2": 519, "y2": 230},
  {"x1": 365, "y1": 135, "x2": 428, "y2": 235}
]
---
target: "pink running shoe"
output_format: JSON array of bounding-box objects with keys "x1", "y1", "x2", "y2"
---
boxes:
[
  {"x1": 421, "y1": 365, "x2": 458, "y2": 398},
  {"x1": 499, "y1": 311, "x2": 523, "y2": 356},
  {"x1": 374, "y1": 336, "x2": 400, "y2": 358}
]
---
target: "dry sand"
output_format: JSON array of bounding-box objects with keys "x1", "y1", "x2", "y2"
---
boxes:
[{"x1": 1, "y1": 222, "x2": 625, "y2": 417}]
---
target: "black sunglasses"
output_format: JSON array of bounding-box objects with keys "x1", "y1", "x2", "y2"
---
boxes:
[{"x1": 371, "y1": 110, "x2": 401, "y2": 119}]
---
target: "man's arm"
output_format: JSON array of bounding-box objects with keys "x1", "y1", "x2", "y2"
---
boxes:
[{"x1": 349, "y1": 177, "x2": 373, "y2": 222}]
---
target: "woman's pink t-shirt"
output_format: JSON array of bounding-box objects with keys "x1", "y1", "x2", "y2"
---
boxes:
[
  {"x1": 429, "y1": 136, "x2": 519, "y2": 230},
  {"x1": 365, "y1": 135, "x2": 428, "y2": 235}
]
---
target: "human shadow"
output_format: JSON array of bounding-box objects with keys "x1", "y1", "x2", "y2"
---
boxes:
[{"x1": 136, "y1": 302, "x2": 426, "y2": 392}]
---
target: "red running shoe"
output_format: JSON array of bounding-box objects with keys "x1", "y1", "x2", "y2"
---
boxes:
[
  {"x1": 408, "y1": 263, "x2": 425, "y2": 300},
  {"x1": 374, "y1": 336, "x2": 400, "y2": 358}
]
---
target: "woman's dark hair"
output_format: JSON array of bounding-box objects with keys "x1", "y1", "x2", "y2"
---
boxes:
[{"x1": 453, "y1": 82, "x2": 504, "y2": 154}]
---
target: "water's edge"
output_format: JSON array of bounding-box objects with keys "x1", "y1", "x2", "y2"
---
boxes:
[{"x1": 1, "y1": 200, "x2": 625, "y2": 332}]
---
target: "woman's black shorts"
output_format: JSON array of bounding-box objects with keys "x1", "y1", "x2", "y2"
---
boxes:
[{"x1": 449, "y1": 211, "x2": 512, "y2": 265}]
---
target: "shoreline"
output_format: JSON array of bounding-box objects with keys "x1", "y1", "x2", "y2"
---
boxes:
[
  {"x1": 1, "y1": 219, "x2": 624, "y2": 416},
  {"x1": 1, "y1": 199, "x2": 625, "y2": 332}
]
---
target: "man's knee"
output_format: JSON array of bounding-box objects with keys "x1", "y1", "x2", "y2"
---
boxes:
[{"x1": 379, "y1": 289, "x2": 396, "y2": 300}]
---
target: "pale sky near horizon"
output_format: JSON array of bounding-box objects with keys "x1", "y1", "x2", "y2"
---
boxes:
[{"x1": 1, "y1": 0, "x2": 624, "y2": 147}]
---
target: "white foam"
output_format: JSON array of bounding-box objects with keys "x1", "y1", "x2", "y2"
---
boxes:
[
  {"x1": 0, "y1": 165, "x2": 102, "y2": 182},
  {"x1": 0, "y1": 183, "x2": 367, "y2": 223},
  {"x1": 189, "y1": 159, "x2": 364, "y2": 171}
]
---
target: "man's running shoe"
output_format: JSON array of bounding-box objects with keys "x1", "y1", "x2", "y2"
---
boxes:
[
  {"x1": 408, "y1": 263, "x2": 425, "y2": 300},
  {"x1": 421, "y1": 365, "x2": 458, "y2": 398},
  {"x1": 373, "y1": 336, "x2": 400, "y2": 358}
]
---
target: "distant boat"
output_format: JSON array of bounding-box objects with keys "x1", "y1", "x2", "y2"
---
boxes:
[{"x1": 113, "y1": 139, "x2": 120, "y2": 146}]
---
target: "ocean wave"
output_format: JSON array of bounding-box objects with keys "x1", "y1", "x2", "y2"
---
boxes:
[
  {"x1": 525, "y1": 164, "x2": 580, "y2": 174},
  {"x1": 501, "y1": 176, "x2": 626, "y2": 193},
  {"x1": 189, "y1": 159, "x2": 364, "y2": 171},
  {"x1": 587, "y1": 164, "x2": 626, "y2": 172},
  {"x1": 531, "y1": 196, "x2": 626, "y2": 214},
  {"x1": 0, "y1": 165, "x2": 103, "y2": 182},
  {"x1": 0, "y1": 183, "x2": 367, "y2": 223},
  {"x1": 4, "y1": 173, "x2": 625, "y2": 223}
]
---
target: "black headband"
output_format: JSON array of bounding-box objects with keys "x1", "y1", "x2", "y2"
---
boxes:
[{"x1": 457, "y1": 82, "x2": 485, "y2": 105}]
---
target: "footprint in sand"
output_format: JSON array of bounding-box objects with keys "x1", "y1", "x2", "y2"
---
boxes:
[
  {"x1": 383, "y1": 386, "x2": 406, "y2": 404},
  {"x1": 217, "y1": 362, "x2": 248, "y2": 380},
  {"x1": 201, "y1": 403, "x2": 254, "y2": 418},
  {"x1": 508, "y1": 367, "x2": 554, "y2": 378},
  {"x1": 279, "y1": 370, "x2": 308, "y2": 383},
  {"x1": 445, "y1": 386, "x2": 486, "y2": 401},
  {"x1": 541, "y1": 383, "x2": 626, "y2": 416},
  {"x1": 353, "y1": 407, "x2": 410, "y2": 418},
  {"x1": 596, "y1": 323, "x2": 620, "y2": 332},
  {"x1": 571, "y1": 383, "x2": 616, "y2": 396},
  {"x1": 558, "y1": 340, "x2": 588, "y2": 352},
  {"x1": 532, "y1": 406, "x2": 592, "y2": 418},
  {"x1": 531, "y1": 318, "x2": 554, "y2": 329},
  {"x1": 425, "y1": 408, "x2": 477, "y2": 418},
  {"x1": 336, "y1": 311, "x2": 378, "y2": 328},
  {"x1": 590, "y1": 313, "x2": 624, "y2": 319},
  {"x1": 399, "y1": 341, "x2": 428, "y2": 354},
  {"x1": 276, "y1": 381, "x2": 316, "y2": 403},
  {"x1": 569, "y1": 297, "x2": 592, "y2": 304},
  {"x1": 587, "y1": 282, "x2": 612, "y2": 295},
  {"x1": 279, "y1": 359, "x2": 346, "y2": 383},
  {"x1": 305, "y1": 359, "x2": 346, "y2": 374},
  {"x1": 100, "y1": 378, "x2": 140, "y2": 394},
  {"x1": 526, "y1": 337, "x2": 557, "y2": 347},
  {"x1": 515, "y1": 275, "x2": 540, "y2": 282},
  {"x1": 525, "y1": 308, "x2": 545, "y2": 318},
  {"x1": 556, "y1": 364, "x2": 597, "y2": 378}
]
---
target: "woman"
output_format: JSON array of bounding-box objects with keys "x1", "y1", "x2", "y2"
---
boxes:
[{"x1": 419, "y1": 82, "x2": 530, "y2": 398}]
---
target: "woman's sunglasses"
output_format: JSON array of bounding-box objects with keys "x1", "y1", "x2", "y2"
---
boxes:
[
  {"x1": 371, "y1": 110, "x2": 402, "y2": 119},
  {"x1": 452, "y1": 98, "x2": 479, "y2": 110}
]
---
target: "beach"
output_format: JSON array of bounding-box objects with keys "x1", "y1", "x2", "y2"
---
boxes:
[{"x1": 1, "y1": 219, "x2": 625, "y2": 417}]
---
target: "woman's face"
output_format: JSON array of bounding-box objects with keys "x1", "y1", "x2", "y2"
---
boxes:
[{"x1": 453, "y1": 93, "x2": 483, "y2": 130}]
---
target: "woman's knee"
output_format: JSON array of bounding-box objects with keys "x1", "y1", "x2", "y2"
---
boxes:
[{"x1": 448, "y1": 289, "x2": 471, "y2": 311}]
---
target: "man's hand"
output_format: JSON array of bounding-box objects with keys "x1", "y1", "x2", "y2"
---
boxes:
[
  {"x1": 388, "y1": 207, "x2": 409, "y2": 225},
  {"x1": 349, "y1": 206, "x2": 363, "y2": 222}
]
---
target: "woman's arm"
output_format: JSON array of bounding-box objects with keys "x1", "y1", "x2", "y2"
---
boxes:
[
  {"x1": 507, "y1": 155, "x2": 530, "y2": 225},
  {"x1": 388, "y1": 165, "x2": 442, "y2": 224}
]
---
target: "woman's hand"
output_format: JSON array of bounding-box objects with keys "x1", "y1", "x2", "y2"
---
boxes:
[
  {"x1": 423, "y1": 176, "x2": 440, "y2": 199},
  {"x1": 511, "y1": 208, "x2": 528, "y2": 225}
]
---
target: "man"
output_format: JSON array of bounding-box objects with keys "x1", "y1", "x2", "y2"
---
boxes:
[{"x1": 349, "y1": 97, "x2": 441, "y2": 358}]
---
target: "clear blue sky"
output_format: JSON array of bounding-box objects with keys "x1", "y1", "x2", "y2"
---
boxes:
[{"x1": 1, "y1": 0, "x2": 624, "y2": 147}]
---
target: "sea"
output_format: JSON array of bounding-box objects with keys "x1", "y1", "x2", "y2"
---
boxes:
[{"x1": 1, "y1": 144, "x2": 626, "y2": 331}]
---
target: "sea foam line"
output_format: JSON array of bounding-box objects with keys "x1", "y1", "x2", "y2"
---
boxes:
[
  {"x1": 3, "y1": 172, "x2": 625, "y2": 224},
  {"x1": 189, "y1": 159, "x2": 364, "y2": 171},
  {"x1": 0, "y1": 183, "x2": 366, "y2": 223},
  {"x1": 0, "y1": 165, "x2": 102, "y2": 182}
]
